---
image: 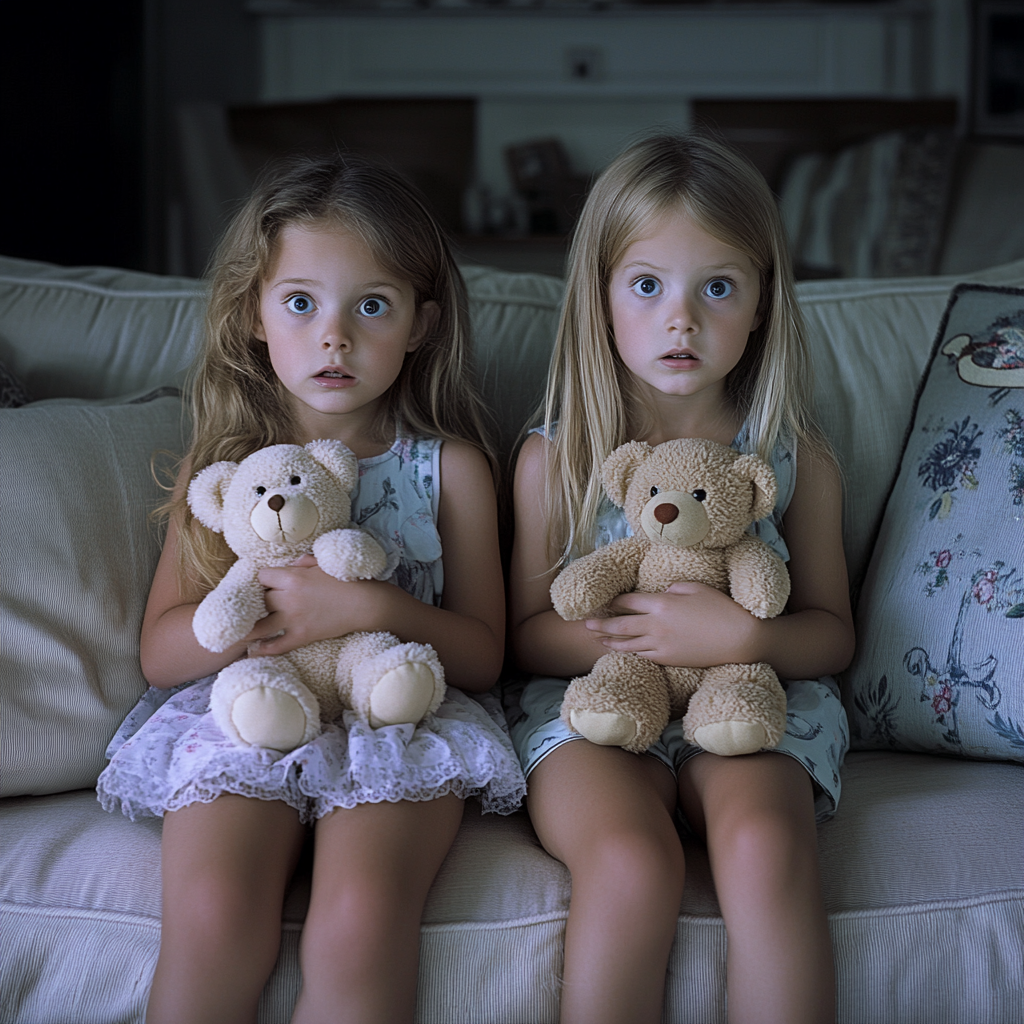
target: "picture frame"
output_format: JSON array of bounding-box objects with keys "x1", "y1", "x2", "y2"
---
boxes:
[{"x1": 973, "y1": 0, "x2": 1024, "y2": 138}]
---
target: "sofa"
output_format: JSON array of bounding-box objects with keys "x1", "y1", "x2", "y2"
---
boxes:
[{"x1": 1, "y1": 250, "x2": 1022, "y2": 1024}]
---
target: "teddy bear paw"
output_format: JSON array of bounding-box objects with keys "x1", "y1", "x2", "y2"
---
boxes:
[
  {"x1": 369, "y1": 661, "x2": 440, "y2": 728},
  {"x1": 230, "y1": 687, "x2": 310, "y2": 752},
  {"x1": 692, "y1": 720, "x2": 766, "y2": 757},
  {"x1": 569, "y1": 709, "x2": 638, "y2": 747}
]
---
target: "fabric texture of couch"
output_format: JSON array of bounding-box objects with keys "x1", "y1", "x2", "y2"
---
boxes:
[{"x1": 1, "y1": 252, "x2": 1023, "y2": 1024}]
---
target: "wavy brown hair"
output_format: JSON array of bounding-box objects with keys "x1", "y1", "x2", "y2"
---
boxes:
[
  {"x1": 169, "y1": 154, "x2": 494, "y2": 592},
  {"x1": 542, "y1": 132, "x2": 827, "y2": 566}
]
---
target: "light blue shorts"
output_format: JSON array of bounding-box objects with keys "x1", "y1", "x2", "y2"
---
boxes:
[{"x1": 504, "y1": 673, "x2": 849, "y2": 822}]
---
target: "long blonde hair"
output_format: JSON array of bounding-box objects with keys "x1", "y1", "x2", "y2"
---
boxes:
[
  {"x1": 543, "y1": 132, "x2": 824, "y2": 565},
  {"x1": 173, "y1": 154, "x2": 494, "y2": 591}
]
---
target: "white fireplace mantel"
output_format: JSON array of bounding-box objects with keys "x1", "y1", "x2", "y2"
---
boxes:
[{"x1": 253, "y1": 3, "x2": 942, "y2": 103}]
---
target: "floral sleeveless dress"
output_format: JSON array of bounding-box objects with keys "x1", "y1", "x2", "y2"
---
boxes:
[
  {"x1": 97, "y1": 435, "x2": 526, "y2": 824},
  {"x1": 504, "y1": 425, "x2": 849, "y2": 822}
]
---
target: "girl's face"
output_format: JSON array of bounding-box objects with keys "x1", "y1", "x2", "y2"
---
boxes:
[
  {"x1": 607, "y1": 207, "x2": 761, "y2": 413},
  {"x1": 254, "y1": 221, "x2": 436, "y2": 444}
]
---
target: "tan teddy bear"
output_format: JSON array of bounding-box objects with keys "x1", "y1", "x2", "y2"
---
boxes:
[
  {"x1": 189, "y1": 440, "x2": 445, "y2": 754},
  {"x1": 550, "y1": 437, "x2": 790, "y2": 757}
]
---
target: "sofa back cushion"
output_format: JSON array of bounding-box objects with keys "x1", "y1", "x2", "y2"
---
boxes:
[{"x1": 0, "y1": 256, "x2": 204, "y2": 402}]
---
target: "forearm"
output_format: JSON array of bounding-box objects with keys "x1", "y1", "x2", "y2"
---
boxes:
[
  {"x1": 140, "y1": 604, "x2": 248, "y2": 689},
  {"x1": 746, "y1": 608, "x2": 855, "y2": 680},
  {"x1": 380, "y1": 588, "x2": 503, "y2": 692},
  {"x1": 513, "y1": 608, "x2": 610, "y2": 679}
]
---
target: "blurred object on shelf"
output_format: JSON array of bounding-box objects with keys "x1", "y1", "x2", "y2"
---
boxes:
[
  {"x1": 505, "y1": 138, "x2": 589, "y2": 236},
  {"x1": 462, "y1": 182, "x2": 529, "y2": 237}
]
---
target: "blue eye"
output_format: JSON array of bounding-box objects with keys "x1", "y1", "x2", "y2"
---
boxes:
[
  {"x1": 358, "y1": 297, "x2": 388, "y2": 318},
  {"x1": 704, "y1": 279, "x2": 733, "y2": 299},
  {"x1": 631, "y1": 277, "x2": 661, "y2": 297},
  {"x1": 285, "y1": 294, "x2": 314, "y2": 314}
]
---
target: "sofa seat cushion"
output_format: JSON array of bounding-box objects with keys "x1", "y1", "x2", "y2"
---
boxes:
[{"x1": 3, "y1": 752, "x2": 1021, "y2": 1024}]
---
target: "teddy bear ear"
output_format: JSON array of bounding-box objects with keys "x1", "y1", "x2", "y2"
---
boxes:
[
  {"x1": 187, "y1": 461, "x2": 239, "y2": 533},
  {"x1": 732, "y1": 454, "x2": 778, "y2": 522},
  {"x1": 602, "y1": 440, "x2": 653, "y2": 507},
  {"x1": 305, "y1": 439, "x2": 359, "y2": 493}
]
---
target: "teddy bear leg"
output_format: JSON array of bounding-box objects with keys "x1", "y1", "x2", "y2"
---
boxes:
[
  {"x1": 560, "y1": 652, "x2": 671, "y2": 754},
  {"x1": 210, "y1": 656, "x2": 321, "y2": 752},
  {"x1": 682, "y1": 663, "x2": 787, "y2": 756},
  {"x1": 662, "y1": 666, "x2": 707, "y2": 720},
  {"x1": 338, "y1": 632, "x2": 446, "y2": 728}
]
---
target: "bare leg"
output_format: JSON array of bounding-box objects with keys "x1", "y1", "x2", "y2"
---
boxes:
[
  {"x1": 679, "y1": 752, "x2": 834, "y2": 1024},
  {"x1": 527, "y1": 742, "x2": 684, "y2": 1024},
  {"x1": 147, "y1": 796, "x2": 305, "y2": 1024},
  {"x1": 290, "y1": 793, "x2": 464, "y2": 1024}
]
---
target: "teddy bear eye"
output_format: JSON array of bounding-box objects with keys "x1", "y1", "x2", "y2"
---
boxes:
[
  {"x1": 290, "y1": 475, "x2": 301, "y2": 486},
  {"x1": 692, "y1": 489, "x2": 707, "y2": 502},
  {"x1": 650, "y1": 486, "x2": 659, "y2": 497},
  {"x1": 255, "y1": 486, "x2": 266, "y2": 496}
]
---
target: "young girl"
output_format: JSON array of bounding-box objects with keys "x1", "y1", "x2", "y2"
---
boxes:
[
  {"x1": 507, "y1": 133, "x2": 855, "y2": 1024},
  {"x1": 97, "y1": 155, "x2": 525, "y2": 1024}
]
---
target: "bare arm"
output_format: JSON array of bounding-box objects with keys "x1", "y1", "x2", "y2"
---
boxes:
[
  {"x1": 587, "y1": 448, "x2": 856, "y2": 680},
  {"x1": 509, "y1": 432, "x2": 611, "y2": 678},
  {"x1": 249, "y1": 441, "x2": 505, "y2": 693}
]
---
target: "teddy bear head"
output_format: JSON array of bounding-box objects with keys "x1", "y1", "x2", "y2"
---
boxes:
[
  {"x1": 188, "y1": 440, "x2": 359, "y2": 560},
  {"x1": 602, "y1": 437, "x2": 777, "y2": 550}
]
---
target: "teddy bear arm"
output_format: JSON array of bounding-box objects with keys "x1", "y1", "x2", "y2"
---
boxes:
[
  {"x1": 313, "y1": 528, "x2": 389, "y2": 581},
  {"x1": 726, "y1": 537, "x2": 791, "y2": 620},
  {"x1": 193, "y1": 560, "x2": 267, "y2": 652},
  {"x1": 550, "y1": 536, "x2": 645, "y2": 621}
]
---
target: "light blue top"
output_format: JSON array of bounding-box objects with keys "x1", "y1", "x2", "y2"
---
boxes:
[{"x1": 352, "y1": 434, "x2": 444, "y2": 606}]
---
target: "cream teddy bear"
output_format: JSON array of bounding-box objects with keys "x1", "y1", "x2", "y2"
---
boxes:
[
  {"x1": 550, "y1": 437, "x2": 790, "y2": 757},
  {"x1": 188, "y1": 440, "x2": 445, "y2": 753}
]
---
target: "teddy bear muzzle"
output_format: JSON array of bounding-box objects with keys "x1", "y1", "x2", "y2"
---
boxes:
[
  {"x1": 639, "y1": 490, "x2": 710, "y2": 547},
  {"x1": 249, "y1": 491, "x2": 321, "y2": 544}
]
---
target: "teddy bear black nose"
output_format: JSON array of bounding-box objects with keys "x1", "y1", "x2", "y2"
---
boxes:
[
  {"x1": 267, "y1": 494, "x2": 285, "y2": 512},
  {"x1": 654, "y1": 502, "x2": 678, "y2": 524}
]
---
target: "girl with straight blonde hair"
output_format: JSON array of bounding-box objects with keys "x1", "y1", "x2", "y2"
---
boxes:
[
  {"x1": 508, "y1": 133, "x2": 854, "y2": 1024},
  {"x1": 98, "y1": 154, "x2": 524, "y2": 1024}
]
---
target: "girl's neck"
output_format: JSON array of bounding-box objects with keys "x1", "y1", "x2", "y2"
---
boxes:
[
  {"x1": 289, "y1": 402, "x2": 396, "y2": 460},
  {"x1": 628, "y1": 386, "x2": 742, "y2": 448}
]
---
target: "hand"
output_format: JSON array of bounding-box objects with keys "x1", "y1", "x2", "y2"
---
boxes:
[
  {"x1": 244, "y1": 555, "x2": 404, "y2": 656},
  {"x1": 585, "y1": 580, "x2": 763, "y2": 668}
]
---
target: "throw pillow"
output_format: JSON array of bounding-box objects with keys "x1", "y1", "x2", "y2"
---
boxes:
[
  {"x1": 780, "y1": 128, "x2": 958, "y2": 279},
  {"x1": 843, "y1": 284, "x2": 1024, "y2": 761},
  {"x1": 0, "y1": 391, "x2": 188, "y2": 796}
]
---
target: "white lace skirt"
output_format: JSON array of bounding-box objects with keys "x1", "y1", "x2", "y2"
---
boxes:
[{"x1": 96, "y1": 677, "x2": 526, "y2": 824}]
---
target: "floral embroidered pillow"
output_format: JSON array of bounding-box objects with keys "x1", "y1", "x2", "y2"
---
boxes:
[{"x1": 844, "y1": 284, "x2": 1024, "y2": 762}]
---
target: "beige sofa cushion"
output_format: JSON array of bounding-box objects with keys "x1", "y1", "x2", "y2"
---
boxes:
[
  {"x1": 0, "y1": 393, "x2": 187, "y2": 797},
  {"x1": 2, "y1": 752, "x2": 1020, "y2": 1023}
]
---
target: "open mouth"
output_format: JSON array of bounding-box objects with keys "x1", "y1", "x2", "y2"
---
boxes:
[{"x1": 313, "y1": 368, "x2": 357, "y2": 387}]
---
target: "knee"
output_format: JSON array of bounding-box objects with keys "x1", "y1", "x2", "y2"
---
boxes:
[
  {"x1": 301, "y1": 876, "x2": 416, "y2": 967},
  {"x1": 712, "y1": 804, "x2": 815, "y2": 892},
  {"x1": 571, "y1": 826, "x2": 685, "y2": 905},
  {"x1": 166, "y1": 875, "x2": 282, "y2": 966}
]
